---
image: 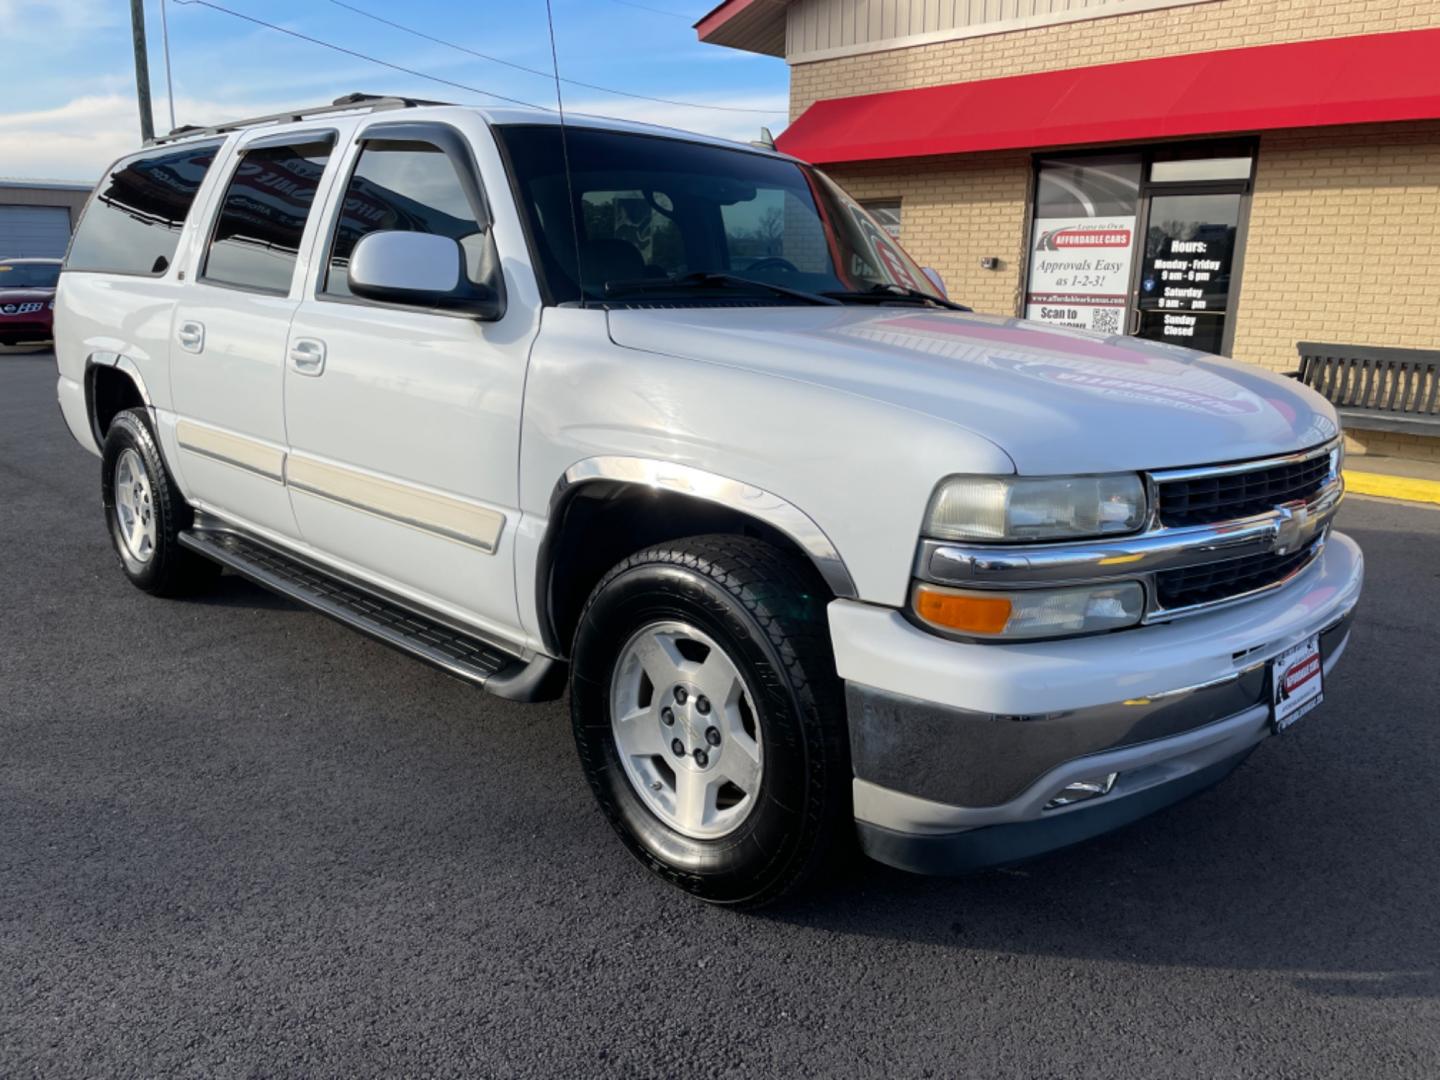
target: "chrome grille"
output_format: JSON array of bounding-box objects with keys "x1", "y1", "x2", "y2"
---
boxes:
[
  {"x1": 1154, "y1": 537, "x2": 1322, "y2": 612},
  {"x1": 1157, "y1": 451, "x2": 1332, "y2": 528}
]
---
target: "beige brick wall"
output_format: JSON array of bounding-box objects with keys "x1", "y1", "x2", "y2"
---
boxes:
[
  {"x1": 829, "y1": 122, "x2": 1440, "y2": 375},
  {"x1": 791, "y1": 0, "x2": 1440, "y2": 116},
  {"x1": 792, "y1": 0, "x2": 1440, "y2": 458},
  {"x1": 829, "y1": 153, "x2": 1032, "y2": 315},
  {"x1": 1233, "y1": 122, "x2": 1440, "y2": 374}
]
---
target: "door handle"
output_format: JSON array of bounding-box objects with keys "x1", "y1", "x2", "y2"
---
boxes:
[
  {"x1": 289, "y1": 337, "x2": 327, "y2": 376},
  {"x1": 177, "y1": 320, "x2": 205, "y2": 353}
]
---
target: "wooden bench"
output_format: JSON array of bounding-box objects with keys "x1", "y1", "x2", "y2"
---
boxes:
[{"x1": 1294, "y1": 342, "x2": 1440, "y2": 434}]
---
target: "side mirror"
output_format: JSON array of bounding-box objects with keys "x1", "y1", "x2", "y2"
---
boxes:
[
  {"x1": 921, "y1": 267, "x2": 948, "y2": 299},
  {"x1": 348, "y1": 230, "x2": 505, "y2": 321}
]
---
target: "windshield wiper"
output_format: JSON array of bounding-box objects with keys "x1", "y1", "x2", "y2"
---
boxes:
[
  {"x1": 822, "y1": 283, "x2": 971, "y2": 311},
  {"x1": 602, "y1": 272, "x2": 842, "y2": 307}
]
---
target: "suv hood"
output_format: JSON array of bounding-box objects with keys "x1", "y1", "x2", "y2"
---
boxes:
[{"x1": 606, "y1": 307, "x2": 1338, "y2": 474}]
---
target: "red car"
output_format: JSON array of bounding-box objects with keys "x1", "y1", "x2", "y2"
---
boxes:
[{"x1": 0, "y1": 257, "x2": 61, "y2": 346}]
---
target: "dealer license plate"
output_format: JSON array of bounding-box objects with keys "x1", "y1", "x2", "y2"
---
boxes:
[{"x1": 1271, "y1": 633, "x2": 1323, "y2": 732}]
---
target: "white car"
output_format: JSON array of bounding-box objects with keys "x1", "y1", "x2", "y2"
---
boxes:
[{"x1": 54, "y1": 94, "x2": 1362, "y2": 906}]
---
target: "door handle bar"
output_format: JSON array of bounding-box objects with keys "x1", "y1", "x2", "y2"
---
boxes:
[
  {"x1": 289, "y1": 338, "x2": 327, "y2": 376},
  {"x1": 177, "y1": 321, "x2": 205, "y2": 353}
]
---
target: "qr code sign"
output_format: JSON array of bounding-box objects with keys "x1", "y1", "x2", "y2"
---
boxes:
[{"x1": 1091, "y1": 308, "x2": 1121, "y2": 335}]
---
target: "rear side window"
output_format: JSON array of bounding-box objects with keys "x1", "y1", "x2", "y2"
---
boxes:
[
  {"x1": 323, "y1": 139, "x2": 485, "y2": 298},
  {"x1": 66, "y1": 141, "x2": 221, "y2": 276},
  {"x1": 203, "y1": 137, "x2": 334, "y2": 295}
]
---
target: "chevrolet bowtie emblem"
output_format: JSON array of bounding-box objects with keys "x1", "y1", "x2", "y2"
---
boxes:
[{"x1": 1273, "y1": 503, "x2": 1316, "y2": 556}]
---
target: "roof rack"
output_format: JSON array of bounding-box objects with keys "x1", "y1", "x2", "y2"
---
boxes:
[{"x1": 147, "y1": 93, "x2": 455, "y2": 146}]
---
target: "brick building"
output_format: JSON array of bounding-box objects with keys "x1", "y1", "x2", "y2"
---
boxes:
[{"x1": 697, "y1": 0, "x2": 1440, "y2": 458}]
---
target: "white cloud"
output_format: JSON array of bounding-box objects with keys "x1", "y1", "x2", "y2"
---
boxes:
[
  {"x1": 0, "y1": 87, "x2": 791, "y2": 181},
  {"x1": 0, "y1": 92, "x2": 302, "y2": 180},
  {"x1": 0, "y1": 0, "x2": 119, "y2": 41}
]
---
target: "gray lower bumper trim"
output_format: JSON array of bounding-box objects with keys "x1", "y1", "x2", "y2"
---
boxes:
[
  {"x1": 848, "y1": 607, "x2": 1354, "y2": 808},
  {"x1": 858, "y1": 749, "x2": 1253, "y2": 876}
]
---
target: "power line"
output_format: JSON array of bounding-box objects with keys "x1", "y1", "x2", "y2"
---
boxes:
[
  {"x1": 606, "y1": 0, "x2": 695, "y2": 19},
  {"x1": 170, "y1": 0, "x2": 555, "y2": 112},
  {"x1": 325, "y1": 0, "x2": 780, "y2": 115}
]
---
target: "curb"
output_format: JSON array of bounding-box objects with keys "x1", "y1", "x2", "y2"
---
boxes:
[{"x1": 1344, "y1": 469, "x2": 1440, "y2": 507}]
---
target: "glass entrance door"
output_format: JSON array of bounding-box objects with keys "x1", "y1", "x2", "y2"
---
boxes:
[
  {"x1": 1134, "y1": 191, "x2": 1244, "y2": 355},
  {"x1": 1025, "y1": 146, "x2": 1254, "y2": 355}
]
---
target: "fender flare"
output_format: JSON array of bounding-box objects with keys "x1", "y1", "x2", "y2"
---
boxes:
[
  {"x1": 556, "y1": 456, "x2": 857, "y2": 599},
  {"x1": 535, "y1": 456, "x2": 859, "y2": 652},
  {"x1": 84, "y1": 351, "x2": 154, "y2": 445}
]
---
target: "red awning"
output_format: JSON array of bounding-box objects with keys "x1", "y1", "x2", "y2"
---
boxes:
[{"x1": 776, "y1": 29, "x2": 1440, "y2": 164}]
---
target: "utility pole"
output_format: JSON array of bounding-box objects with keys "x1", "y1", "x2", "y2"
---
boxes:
[
  {"x1": 158, "y1": 0, "x2": 177, "y2": 132},
  {"x1": 129, "y1": 0, "x2": 155, "y2": 143}
]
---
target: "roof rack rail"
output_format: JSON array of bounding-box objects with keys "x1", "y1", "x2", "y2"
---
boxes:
[{"x1": 147, "y1": 92, "x2": 455, "y2": 146}]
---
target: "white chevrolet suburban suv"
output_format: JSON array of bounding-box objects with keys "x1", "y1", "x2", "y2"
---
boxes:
[{"x1": 55, "y1": 95, "x2": 1362, "y2": 906}]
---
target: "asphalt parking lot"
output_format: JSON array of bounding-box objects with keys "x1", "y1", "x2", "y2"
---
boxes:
[{"x1": 3, "y1": 350, "x2": 1438, "y2": 1078}]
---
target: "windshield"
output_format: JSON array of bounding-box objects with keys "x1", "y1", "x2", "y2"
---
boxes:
[
  {"x1": 0, "y1": 262, "x2": 61, "y2": 288},
  {"x1": 495, "y1": 125, "x2": 943, "y2": 306}
]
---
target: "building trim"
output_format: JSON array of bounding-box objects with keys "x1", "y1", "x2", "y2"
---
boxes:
[
  {"x1": 695, "y1": 0, "x2": 786, "y2": 57},
  {"x1": 786, "y1": 0, "x2": 1224, "y2": 66}
]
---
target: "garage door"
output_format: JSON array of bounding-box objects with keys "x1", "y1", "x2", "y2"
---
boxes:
[{"x1": 0, "y1": 205, "x2": 73, "y2": 258}]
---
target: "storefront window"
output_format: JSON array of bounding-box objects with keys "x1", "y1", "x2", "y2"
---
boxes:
[
  {"x1": 1024, "y1": 156, "x2": 1141, "y2": 336},
  {"x1": 1135, "y1": 192, "x2": 1242, "y2": 354},
  {"x1": 1149, "y1": 157, "x2": 1252, "y2": 183},
  {"x1": 861, "y1": 199, "x2": 902, "y2": 239},
  {"x1": 1024, "y1": 145, "x2": 1254, "y2": 355}
]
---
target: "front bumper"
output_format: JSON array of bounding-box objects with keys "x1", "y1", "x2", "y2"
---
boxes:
[
  {"x1": 831, "y1": 530, "x2": 1363, "y2": 875},
  {"x1": 0, "y1": 303, "x2": 53, "y2": 344},
  {"x1": 0, "y1": 317, "x2": 52, "y2": 344}
]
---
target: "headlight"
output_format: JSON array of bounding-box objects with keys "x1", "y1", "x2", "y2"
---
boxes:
[
  {"x1": 913, "y1": 581, "x2": 1145, "y2": 639},
  {"x1": 925, "y1": 474, "x2": 1146, "y2": 542}
]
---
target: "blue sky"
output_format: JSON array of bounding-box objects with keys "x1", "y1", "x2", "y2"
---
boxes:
[{"x1": 0, "y1": 0, "x2": 788, "y2": 180}]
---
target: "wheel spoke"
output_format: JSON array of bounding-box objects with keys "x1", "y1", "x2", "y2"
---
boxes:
[
  {"x1": 695, "y1": 650, "x2": 743, "y2": 709},
  {"x1": 672, "y1": 768, "x2": 714, "y2": 833},
  {"x1": 613, "y1": 706, "x2": 665, "y2": 760},
  {"x1": 718, "y1": 735, "x2": 762, "y2": 796},
  {"x1": 633, "y1": 631, "x2": 686, "y2": 687}
]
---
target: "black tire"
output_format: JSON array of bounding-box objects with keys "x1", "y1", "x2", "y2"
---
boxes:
[
  {"x1": 570, "y1": 534, "x2": 851, "y2": 908},
  {"x1": 100, "y1": 409, "x2": 220, "y2": 597}
]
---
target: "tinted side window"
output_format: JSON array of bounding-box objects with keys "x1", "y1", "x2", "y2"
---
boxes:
[
  {"x1": 324, "y1": 140, "x2": 484, "y2": 297},
  {"x1": 66, "y1": 141, "x2": 221, "y2": 276},
  {"x1": 203, "y1": 138, "x2": 333, "y2": 295}
]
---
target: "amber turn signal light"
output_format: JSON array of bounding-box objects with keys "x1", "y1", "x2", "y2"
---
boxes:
[{"x1": 912, "y1": 584, "x2": 1013, "y2": 635}]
